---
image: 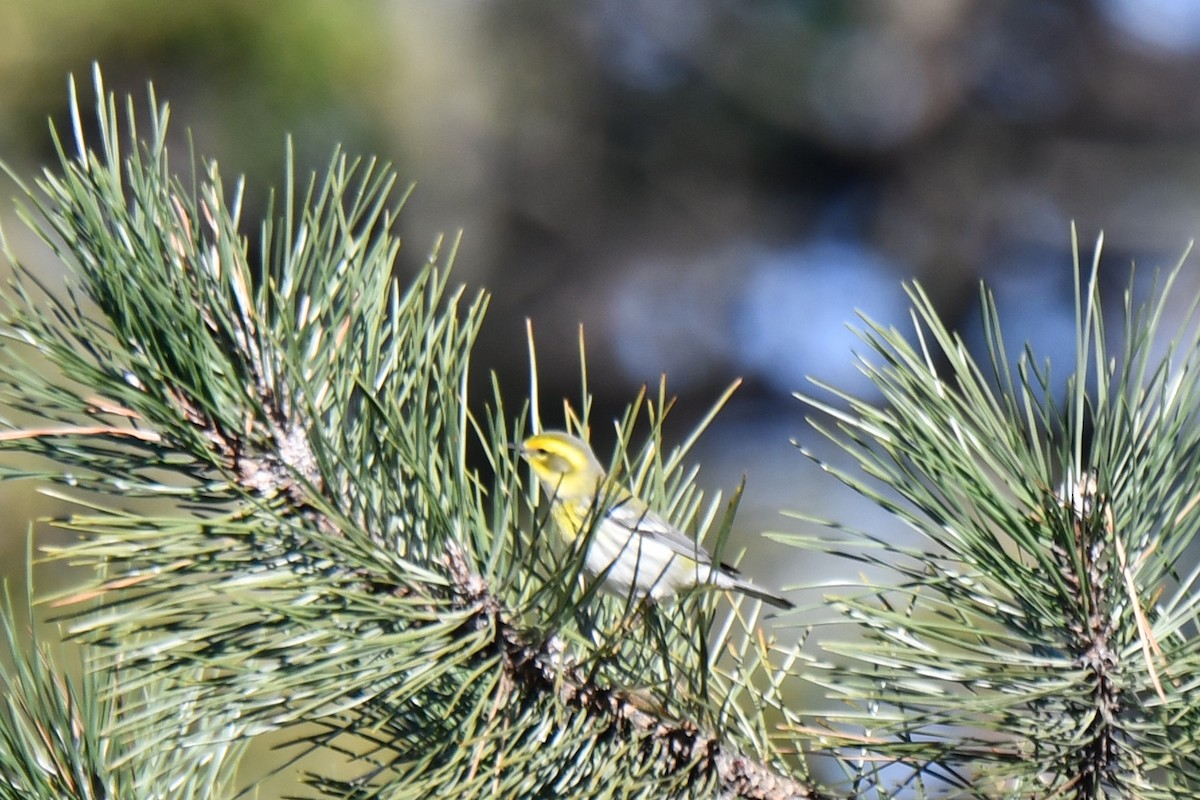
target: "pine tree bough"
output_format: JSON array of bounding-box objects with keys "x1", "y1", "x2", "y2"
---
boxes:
[
  {"x1": 444, "y1": 543, "x2": 824, "y2": 800},
  {"x1": 0, "y1": 63, "x2": 823, "y2": 792},
  {"x1": 1054, "y1": 474, "x2": 1133, "y2": 790}
]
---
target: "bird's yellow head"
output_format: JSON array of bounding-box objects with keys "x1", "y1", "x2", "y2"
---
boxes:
[{"x1": 519, "y1": 430, "x2": 606, "y2": 499}]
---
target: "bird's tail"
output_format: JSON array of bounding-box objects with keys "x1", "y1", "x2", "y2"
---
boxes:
[{"x1": 720, "y1": 573, "x2": 794, "y2": 610}]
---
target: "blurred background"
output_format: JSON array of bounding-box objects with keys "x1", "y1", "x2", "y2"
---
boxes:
[{"x1": 3, "y1": 0, "x2": 1200, "y2": 784}]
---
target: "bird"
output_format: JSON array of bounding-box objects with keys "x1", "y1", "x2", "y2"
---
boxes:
[{"x1": 517, "y1": 430, "x2": 793, "y2": 609}]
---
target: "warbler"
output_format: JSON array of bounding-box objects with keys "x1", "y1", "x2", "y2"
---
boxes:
[{"x1": 518, "y1": 430, "x2": 793, "y2": 609}]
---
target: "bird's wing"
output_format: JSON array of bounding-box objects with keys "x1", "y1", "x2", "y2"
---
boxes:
[{"x1": 605, "y1": 496, "x2": 713, "y2": 566}]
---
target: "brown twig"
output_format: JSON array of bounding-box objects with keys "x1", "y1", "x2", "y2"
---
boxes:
[{"x1": 0, "y1": 425, "x2": 161, "y2": 443}]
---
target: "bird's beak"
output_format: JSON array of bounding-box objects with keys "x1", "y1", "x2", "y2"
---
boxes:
[{"x1": 507, "y1": 441, "x2": 524, "y2": 455}]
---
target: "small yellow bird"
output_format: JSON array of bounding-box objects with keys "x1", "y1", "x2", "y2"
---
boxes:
[{"x1": 518, "y1": 430, "x2": 793, "y2": 609}]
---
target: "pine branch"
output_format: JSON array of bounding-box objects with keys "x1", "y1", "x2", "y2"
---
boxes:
[
  {"x1": 0, "y1": 66, "x2": 817, "y2": 799},
  {"x1": 443, "y1": 543, "x2": 823, "y2": 800},
  {"x1": 0, "y1": 550, "x2": 244, "y2": 800},
  {"x1": 787, "y1": 236, "x2": 1200, "y2": 797}
]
